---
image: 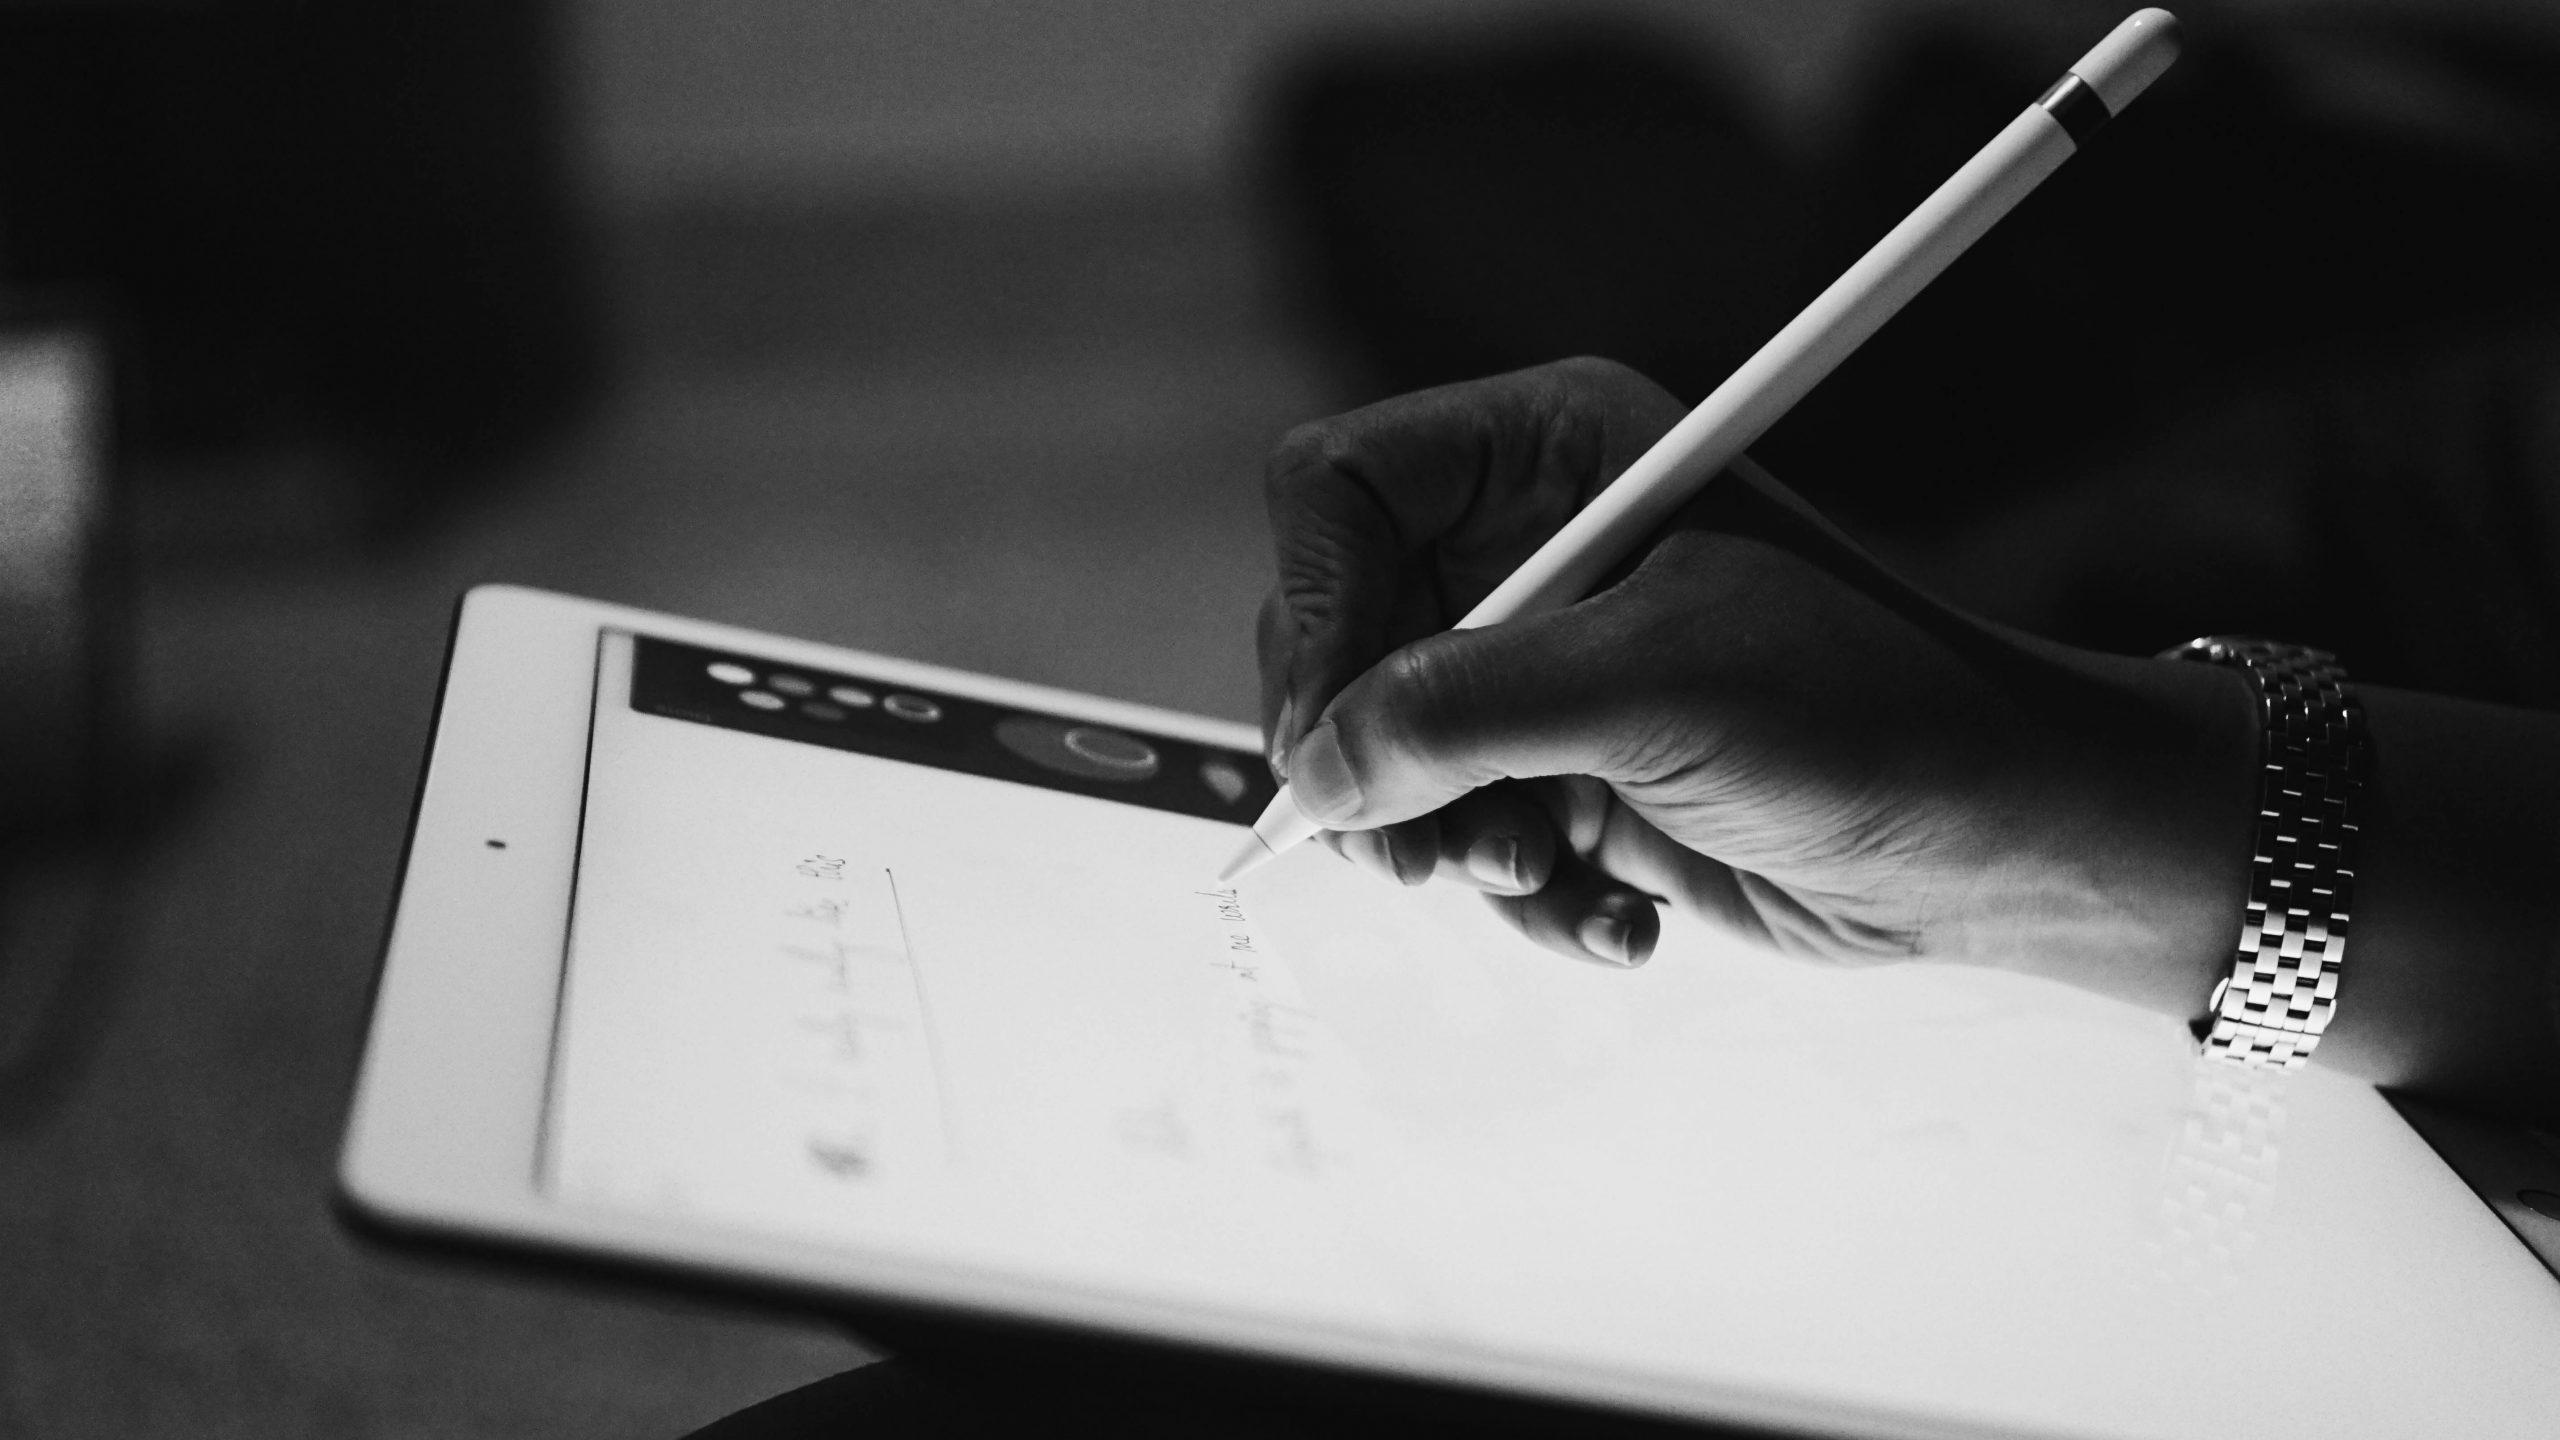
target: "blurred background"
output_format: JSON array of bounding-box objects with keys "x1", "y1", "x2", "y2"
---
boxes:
[{"x1": 5, "y1": 0, "x2": 2560, "y2": 1434}]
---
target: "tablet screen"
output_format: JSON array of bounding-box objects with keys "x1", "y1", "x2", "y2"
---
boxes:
[
  {"x1": 536, "y1": 625, "x2": 2558, "y2": 1435},
  {"x1": 549, "y1": 631, "x2": 1417, "y2": 1327}
]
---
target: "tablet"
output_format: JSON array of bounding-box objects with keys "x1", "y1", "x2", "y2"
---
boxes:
[{"x1": 342, "y1": 584, "x2": 2560, "y2": 1439}]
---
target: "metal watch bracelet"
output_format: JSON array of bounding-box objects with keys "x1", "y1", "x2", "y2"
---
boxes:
[{"x1": 2160, "y1": 637, "x2": 2366, "y2": 1070}]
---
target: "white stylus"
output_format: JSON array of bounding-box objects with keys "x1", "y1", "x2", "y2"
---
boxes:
[{"x1": 1219, "y1": 8, "x2": 2182, "y2": 884}]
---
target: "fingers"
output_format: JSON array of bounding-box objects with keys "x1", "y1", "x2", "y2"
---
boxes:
[
  {"x1": 1280, "y1": 598, "x2": 1658, "y2": 833},
  {"x1": 1428, "y1": 782, "x2": 1561, "y2": 895},
  {"x1": 1327, "y1": 782, "x2": 1569, "y2": 897},
  {"x1": 1322, "y1": 777, "x2": 1654, "y2": 968},
  {"x1": 1484, "y1": 849, "x2": 1662, "y2": 968},
  {"x1": 1325, "y1": 815, "x2": 1442, "y2": 887},
  {"x1": 1256, "y1": 359, "x2": 1686, "y2": 768}
]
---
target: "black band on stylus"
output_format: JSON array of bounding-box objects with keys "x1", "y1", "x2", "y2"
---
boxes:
[{"x1": 2037, "y1": 73, "x2": 2112, "y2": 145}]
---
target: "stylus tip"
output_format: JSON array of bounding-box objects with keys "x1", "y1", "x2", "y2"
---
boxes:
[{"x1": 1216, "y1": 834, "x2": 1276, "y2": 884}]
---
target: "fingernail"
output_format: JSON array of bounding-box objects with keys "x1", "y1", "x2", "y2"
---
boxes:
[
  {"x1": 1288, "y1": 721, "x2": 1361, "y2": 825},
  {"x1": 1267, "y1": 694, "x2": 1297, "y2": 779},
  {"x1": 1391, "y1": 834, "x2": 1434, "y2": 887},
  {"x1": 1341, "y1": 828, "x2": 1398, "y2": 884},
  {"x1": 1465, "y1": 835, "x2": 1520, "y2": 891},
  {"x1": 1578, "y1": 913, "x2": 1634, "y2": 967}
]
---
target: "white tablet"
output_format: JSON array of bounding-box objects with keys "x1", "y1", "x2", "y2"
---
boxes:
[{"x1": 342, "y1": 584, "x2": 2560, "y2": 1439}]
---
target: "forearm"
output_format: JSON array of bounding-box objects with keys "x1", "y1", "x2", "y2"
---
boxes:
[
  {"x1": 1966, "y1": 643, "x2": 2259, "y2": 1022},
  {"x1": 1968, "y1": 649, "x2": 2560, "y2": 1124},
  {"x1": 2312, "y1": 686, "x2": 2560, "y2": 1121}
]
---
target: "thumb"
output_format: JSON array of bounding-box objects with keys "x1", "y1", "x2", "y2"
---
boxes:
[{"x1": 1282, "y1": 606, "x2": 1644, "y2": 832}]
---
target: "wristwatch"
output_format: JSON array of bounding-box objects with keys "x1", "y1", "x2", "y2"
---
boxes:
[{"x1": 2159, "y1": 638, "x2": 2365, "y2": 1070}]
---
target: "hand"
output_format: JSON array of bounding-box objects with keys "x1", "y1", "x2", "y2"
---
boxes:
[{"x1": 1256, "y1": 358, "x2": 2257, "y2": 1015}]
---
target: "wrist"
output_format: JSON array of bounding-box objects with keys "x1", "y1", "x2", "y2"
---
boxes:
[{"x1": 1945, "y1": 638, "x2": 2260, "y2": 1019}]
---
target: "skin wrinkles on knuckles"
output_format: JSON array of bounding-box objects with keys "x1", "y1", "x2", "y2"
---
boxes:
[
  {"x1": 1281, "y1": 414, "x2": 1463, "y2": 546},
  {"x1": 1272, "y1": 525, "x2": 1387, "y2": 624}
]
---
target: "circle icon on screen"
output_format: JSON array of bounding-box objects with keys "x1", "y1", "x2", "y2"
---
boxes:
[
  {"x1": 1062, "y1": 726, "x2": 1158, "y2": 775},
  {"x1": 994, "y1": 716, "x2": 1160, "y2": 783},
  {"x1": 828, "y1": 685, "x2": 877, "y2": 709},
  {"x1": 767, "y1": 674, "x2": 817, "y2": 698},
  {"x1": 1199, "y1": 758, "x2": 1248, "y2": 805},
  {"x1": 884, "y1": 694, "x2": 942, "y2": 723},
  {"x1": 801, "y1": 701, "x2": 847, "y2": 722},
  {"x1": 706, "y1": 662, "x2": 754, "y2": 685},
  {"x1": 739, "y1": 691, "x2": 785, "y2": 711}
]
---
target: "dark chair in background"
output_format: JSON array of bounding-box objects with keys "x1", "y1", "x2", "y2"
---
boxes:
[
  {"x1": 0, "y1": 0, "x2": 600, "y2": 547},
  {"x1": 0, "y1": 0, "x2": 595, "y2": 1190},
  {"x1": 0, "y1": 308, "x2": 125, "y2": 1126}
]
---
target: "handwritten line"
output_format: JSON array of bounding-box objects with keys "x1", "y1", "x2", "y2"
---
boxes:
[{"x1": 885, "y1": 866, "x2": 963, "y2": 1170}]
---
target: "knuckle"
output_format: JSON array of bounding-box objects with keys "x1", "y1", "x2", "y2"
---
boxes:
[
  {"x1": 1369, "y1": 639, "x2": 1473, "y2": 756},
  {"x1": 1265, "y1": 419, "x2": 1398, "y2": 552},
  {"x1": 1271, "y1": 416, "x2": 1334, "y2": 461},
  {"x1": 1255, "y1": 588, "x2": 1297, "y2": 667},
  {"x1": 1551, "y1": 354, "x2": 1638, "y2": 390},
  {"x1": 1272, "y1": 528, "x2": 1367, "y2": 627},
  {"x1": 1266, "y1": 417, "x2": 1361, "y2": 496},
  {"x1": 1372, "y1": 642, "x2": 1444, "y2": 713},
  {"x1": 1527, "y1": 390, "x2": 1609, "y2": 491},
  {"x1": 1550, "y1": 355, "x2": 1684, "y2": 442}
]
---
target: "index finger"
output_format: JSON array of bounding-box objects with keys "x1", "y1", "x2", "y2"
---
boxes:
[{"x1": 1257, "y1": 357, "x2": 1686, "y2": 769}]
